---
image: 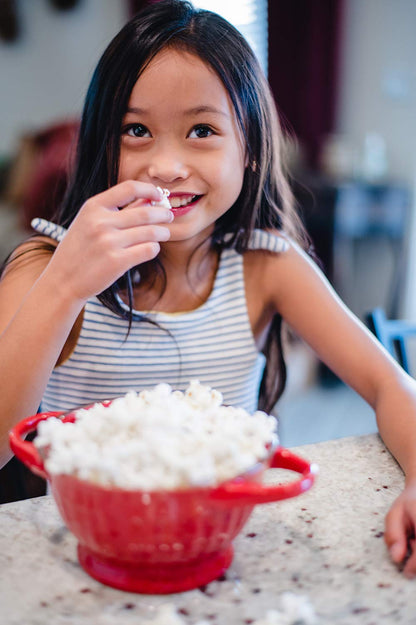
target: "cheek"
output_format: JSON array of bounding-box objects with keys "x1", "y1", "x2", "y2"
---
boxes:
[
  {"x1": 212, "y1": 149, "x2": 245, "y2": 199},
  {"x1": 213, "y1": 138, "x2": 244, "y2": 172},
  {"x1": 118, "y1": 150, "x2": 141, "y2": 182},
  {"x1": 117, "y1": 154, "x2": 129, "y2": 183}
]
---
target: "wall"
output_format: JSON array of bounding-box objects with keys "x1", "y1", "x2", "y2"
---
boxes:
[
  {"x1": 336, "y1": 0, "x2": 416, "y2": 183},
  {"x1": 0, "y1": 0, "x2": 128, "y2": 157},
  {"x1": 335, "y1": 0, "x2": 416, "y2": 317}
]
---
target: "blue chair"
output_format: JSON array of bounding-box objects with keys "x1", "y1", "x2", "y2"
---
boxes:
[{"x1": 366, "y1": 307, "x2": 416, "y2": 374}]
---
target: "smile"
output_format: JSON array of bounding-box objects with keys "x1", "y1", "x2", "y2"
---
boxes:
[{"x1": 169, "y1": 194, "x2": 202, "y2": 216}]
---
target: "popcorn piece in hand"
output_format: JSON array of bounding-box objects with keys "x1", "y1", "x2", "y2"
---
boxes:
[{"x1": 152, "y1": 187, "x2": 171, "y2": 209}]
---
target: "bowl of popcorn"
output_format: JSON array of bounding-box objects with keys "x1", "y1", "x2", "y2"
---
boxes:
[{"x1": 10, "y1": 381, "x2": 317, "y2": 594}]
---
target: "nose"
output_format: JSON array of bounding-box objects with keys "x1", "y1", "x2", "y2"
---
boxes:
[{"x1": 147, "y1": 144, "x2": 189, "y2": 183}]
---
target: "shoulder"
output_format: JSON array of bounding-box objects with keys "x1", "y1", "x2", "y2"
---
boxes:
[
  {"x1": 0, "y1": 235, "x2": 57, "y2": 322},
  {"x1": 2, "y1": 235, "x2": 57, "y2": 280},
  {"x1": 244, "y1": 228, "x2": 300, "y2": 275},
  {"x1": 244, "y1": 232, "x2": 326, "y2": 313},
  {"x1": 246, "y1": 228, "x2": 290, "y2": 254}
]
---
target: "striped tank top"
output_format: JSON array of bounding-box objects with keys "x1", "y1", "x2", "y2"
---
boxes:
[{"x1": 32, "y1": 218, "x2": 288, "y2": 414}]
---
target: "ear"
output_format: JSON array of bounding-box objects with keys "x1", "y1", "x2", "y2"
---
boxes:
[{"x1": 244, "y1": 152, "x2": 257, "y2": 172}]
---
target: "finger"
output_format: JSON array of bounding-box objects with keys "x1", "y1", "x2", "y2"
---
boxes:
[
  {"x1": 117, "y1": 204, "x2": 174, "y2": 228},
  {"x1": 385, "y1": 506, "x2": 408, "y2": 563},
  {"x1": 93, "y1": 180, "x2": 163, "y2": 211},
  {"x1": 119, "y1": 225, "x2": 171, "y2": 248},
  {"x1": 121, "y1": 241, "x2": 161, "y2": 267}
]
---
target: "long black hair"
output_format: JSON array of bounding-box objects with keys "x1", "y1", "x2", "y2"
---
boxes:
[{"x1": 12, "y1": 1, "x2": 311, "y2": 412}]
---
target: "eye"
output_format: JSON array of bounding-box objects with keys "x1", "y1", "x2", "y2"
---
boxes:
[
  {"x1": 189, "y1": 124, "x2": 215, "y2": 139},
  {"x1": 123, "y1": 123, "x2": 151, "y2": 138}
]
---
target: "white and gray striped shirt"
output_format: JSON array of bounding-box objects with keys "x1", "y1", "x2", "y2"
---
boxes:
[{"x1": 32, "y1": 219, "x2": 288, "y2": 414}]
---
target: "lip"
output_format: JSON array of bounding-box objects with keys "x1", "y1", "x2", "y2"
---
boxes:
[{"x1": 169, "y1": 193, "x2": 202, "y2": 217}]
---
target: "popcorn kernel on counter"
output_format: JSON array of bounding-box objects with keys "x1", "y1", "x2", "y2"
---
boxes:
[{"x1": 34, "y1": 381, "x2": 278, "y2": 490}]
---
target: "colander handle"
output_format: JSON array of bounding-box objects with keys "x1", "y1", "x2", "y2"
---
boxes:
[
  {"x1": 210, "y1": 447, "x2": 318, "y2": 505},
  {"x1": 9, "y1": 411, "x2": 64, "y2": 480}
]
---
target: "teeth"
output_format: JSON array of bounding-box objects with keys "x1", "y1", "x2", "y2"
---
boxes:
[{"x1": 169, "y1": 195, "x2": 197, "y2": 208}]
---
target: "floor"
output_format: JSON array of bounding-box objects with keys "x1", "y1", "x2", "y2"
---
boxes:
[
  {"x1": 275, "y1": 343, "x2": 377, "y2": 447},
  {"x1": 0, "y1": 201, "x2": 378, "y2": 449},
  {"x1": 278, "y1": 378, "x2": 377, "y2": 447}
]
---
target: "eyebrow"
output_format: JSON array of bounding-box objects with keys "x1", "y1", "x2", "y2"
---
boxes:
[{"x1": 126, "y1": 105, "x2": 229, "y2": 118}]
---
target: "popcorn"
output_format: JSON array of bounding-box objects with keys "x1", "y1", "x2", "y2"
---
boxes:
[
  {"x1": 141, "y1": 604, "x2": 189, "y2": 625},
  {"x1": 35, "y1": 380, "x2": 278, "y2": 490},
  {"x1": 251, "y1": 593, "x2": 318, "y2": 624},
  {"x1": 151, "y1": 186, "x2": 171, "y2": 209},
  {"x1": 139, "y1": 594, "x2": 318, "y2": 625}
]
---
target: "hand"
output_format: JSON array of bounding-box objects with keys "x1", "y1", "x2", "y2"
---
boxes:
[
  {"x1": 42, "y1": 180, "x2": 173, "y2": 303},
  {"x1": 384, "y1": 481, "x2": 416, "y2": 577}
]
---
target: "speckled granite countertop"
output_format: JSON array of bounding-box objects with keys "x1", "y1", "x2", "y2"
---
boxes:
[{"x1": 1, "y1": 434, "x2": 415, "y2": 624}]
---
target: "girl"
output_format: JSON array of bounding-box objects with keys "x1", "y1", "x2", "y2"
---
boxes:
[{"x1": 1, "y1": 0, "x2": 416, "y2": 576}]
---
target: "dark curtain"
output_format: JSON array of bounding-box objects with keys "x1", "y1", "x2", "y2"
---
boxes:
[{"x1": 268, "y1": 0, "x2": 344, "y2": 169}]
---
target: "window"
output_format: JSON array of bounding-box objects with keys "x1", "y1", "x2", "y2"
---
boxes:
[{"x1": 192, "y1": 0, "x2": 268, "y2": 75}]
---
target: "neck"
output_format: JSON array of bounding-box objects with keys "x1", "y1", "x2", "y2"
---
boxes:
[
  {"x1": 160, "y1": 240, "x2": 209, "y2": 273},
  {"x1": 127, "y1": 233, "x2": 219, "y2": 313}
]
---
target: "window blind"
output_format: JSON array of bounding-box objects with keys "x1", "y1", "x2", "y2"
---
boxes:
[{"x1": 192, "y1": 0, "x2": 268, "y2": 75}]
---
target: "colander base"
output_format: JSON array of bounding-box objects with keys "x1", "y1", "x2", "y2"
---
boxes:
[{"x1": 77, "y1": 543, "x2": 234, "y2": 594}]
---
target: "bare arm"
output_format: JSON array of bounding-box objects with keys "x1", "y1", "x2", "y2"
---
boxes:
[
  {"x1": 0, "y1": 248, "x2": 85, "y2": 466},
  {"x1": 264, "y1": 241, "x2": 416, "y2": 575},
  {"x1": 0, "y1": 181, "x2": 173, "y2": 467}
]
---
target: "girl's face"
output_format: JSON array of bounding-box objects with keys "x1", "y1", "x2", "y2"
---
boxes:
[{"x1": 118, "y1": 48, "x2": 246, "y2": 244}]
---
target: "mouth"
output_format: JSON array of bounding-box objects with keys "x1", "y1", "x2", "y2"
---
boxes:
[{"x1": 169, "y1": 194, "x2": 202, "y2": 216}]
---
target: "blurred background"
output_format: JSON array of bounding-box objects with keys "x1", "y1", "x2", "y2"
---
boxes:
[{"x1": 0, "y1": 0, "x2": 415, "y2": 463}]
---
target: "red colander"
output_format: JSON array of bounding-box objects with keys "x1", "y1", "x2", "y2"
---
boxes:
[{"x1": 9, "y1": 408, "x2": 318, "y2": 594}]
